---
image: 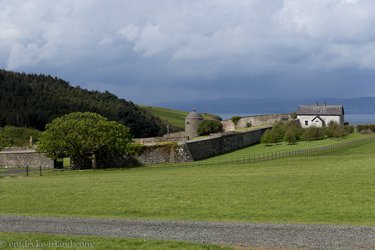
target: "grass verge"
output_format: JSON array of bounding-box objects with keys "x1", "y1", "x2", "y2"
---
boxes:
[{"x1": 0, "y1": 233, "x2": 233, "y2": 250}]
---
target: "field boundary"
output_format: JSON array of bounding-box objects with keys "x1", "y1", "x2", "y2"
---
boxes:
[{"x1": 2, "y1": 136, "x2": 374, "y2": 176}]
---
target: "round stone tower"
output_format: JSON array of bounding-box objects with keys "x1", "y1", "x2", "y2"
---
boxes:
[{"x1": 185, "y1": 108, "x2": 203, "y2": 139}]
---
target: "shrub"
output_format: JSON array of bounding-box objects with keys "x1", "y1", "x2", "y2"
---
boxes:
[
  {"x1": 357, "y1": 124, "x2": 375, "y2": 133},
  {"x1": 203, "y1": 113, "x2": 223, "y2": 121},
  {"x1": 246, "y1": 122, "x2": 252, "y2": 128},
  {"x1": 270, "y1": 122, "x2": 286, "y2": 143},
  {"x1": 325, "y1": 122, "x2": 339, "y2": 138},
  {"x1": 231, "y1": 116, "x2": 242, "y2": 126},
  {"x1": 344, "y1": 125, "x2": 354, "y2": 134},
  {"x1": 0, "y1": 133, "x2": 11, "y2": 149},
  {"x1": 302, "y1": 127, "x2": 325, "y2": 141},
  {"x1": 360, "y1": 129, "x2": 373, "y2": 134},
  {"x1": 331, "y1": 126, "x2": 348, "y2": 138},
  {"x1": 284, "y1": 127, "x2": 298, "y2": 145},
  {"x1": 0, "y1": 126, "x2": 41, "y2": 147},
  {"x1": 290, "y1": 112, "x2": 297, "y2": 119},
  {"x1": 325, "y1": 122, "x2": 350, "y2": 138},
  {"x1": 261, "y1": 129, "x2": 274, "y2": 145},
  {"x1": 197, "y1": 120, "x2": 223, "y2": 136},
  {"x1": 285, "y1": 121, "x2": 303, "y2": 140},
  {"x1": 326, "y1": 122, "x2": 349, "y2": 138}
]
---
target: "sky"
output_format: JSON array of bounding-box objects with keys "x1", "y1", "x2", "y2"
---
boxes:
[{"x1": 1, "y1": 0, "x2": 375, "y2": 104}]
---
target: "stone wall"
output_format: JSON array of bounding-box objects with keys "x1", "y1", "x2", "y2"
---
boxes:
[
  {"x1": 133, "y1": 132, "x2": 187, "y2": 146},
  {"x1": 136, "y1": 143, "x2": 193, "y2": 165},
  {"x1": 135, "y1": 127, "x2": 270, "y2": 164},
  {"x1": 0, "y1": 127, "x2": 269, "y2": 168},
  {"x1": 185, "y1": 127, "x2": 269, "y2": 161},
  {"x1": 0, "y1": 147, "x2": 54, "y2": 168},
  {"x1": 222, "y1": 114, "x2": 290, "y2": 132}
]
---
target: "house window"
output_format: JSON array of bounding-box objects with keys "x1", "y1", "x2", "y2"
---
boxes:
[{"x1": 305, "y1": 120, "x2": 308, "y2": 126}]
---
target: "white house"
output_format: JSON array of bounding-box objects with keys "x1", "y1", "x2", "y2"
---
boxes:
[{"x1": 296, "y1": 103, "x2": 345, "y2": 128}]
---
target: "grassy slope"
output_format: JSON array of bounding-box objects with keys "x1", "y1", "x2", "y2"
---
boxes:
[
  {"x1": 140, "y1": 105, "x2": 220, "y2": 129},
  {"x1": 1, "y1": 138, "x2": 375, "y2": 225},
  {"x1": 0, "y1": 233, "x2": 232, "y2": 250},
  {"x1": 140, "y1": 106, "x2": 188, "y2": 129},
  {"x1": 201, "y1": 133, "x2": 365, "y2": 162}
]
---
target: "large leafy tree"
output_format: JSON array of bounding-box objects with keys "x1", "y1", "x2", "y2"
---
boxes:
[{"x1": 38, "y1": 112, "x2": 132, "y2": 169}]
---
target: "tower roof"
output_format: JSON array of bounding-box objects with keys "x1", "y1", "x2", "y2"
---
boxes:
[{"x1": 186, "y1": 109, "x2": 203, "y2": 119}]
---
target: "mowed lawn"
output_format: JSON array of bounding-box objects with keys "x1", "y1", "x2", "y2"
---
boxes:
[{"x1": 1, "y1": 140, "x2": 375, "y2": 225}]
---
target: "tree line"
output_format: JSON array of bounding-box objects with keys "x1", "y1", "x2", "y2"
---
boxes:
[
  {"x1": 261, "y1": 121, "x2": 355, "y2": 145},
  {"x1": 0, "y1": 69, "x2": 165, "y2": 138}
]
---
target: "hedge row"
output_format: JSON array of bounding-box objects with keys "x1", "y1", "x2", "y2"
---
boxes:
[{"x1": 261, "y1": 121, "x2": 354, "y2": 145}]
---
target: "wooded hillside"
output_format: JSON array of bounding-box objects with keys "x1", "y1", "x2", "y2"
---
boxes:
[{"x1": 0, "y1": 69, "x2": 164, "y2": 138}]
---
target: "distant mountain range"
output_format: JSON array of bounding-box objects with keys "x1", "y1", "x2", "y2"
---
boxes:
[{"x1": 156, "y1": 97, "x2": 375, "y2": 115}]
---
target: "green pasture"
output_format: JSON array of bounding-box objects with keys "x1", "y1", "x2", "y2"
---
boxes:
[
  {"x1": 1, "y1": 138, "x2": 375, "y2": 225},
  {"x1": 140, "y1": 105, "x2": 222, "y2": 129},
  {"x1": 140, "y1": 105, "x2": 189, "y2": 128},
  {"x1": 0, "y1": 233, "x2": 233, "y2": 250},
  {"x1": 202, "y1": 133, "x2": 366, "y2": 162}
]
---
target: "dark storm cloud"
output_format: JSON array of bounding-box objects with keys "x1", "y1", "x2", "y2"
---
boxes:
[{"x1": 1, "y1": 0, "x2": 375, "y2": 103}]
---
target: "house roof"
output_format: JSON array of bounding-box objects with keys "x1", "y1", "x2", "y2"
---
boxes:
[{"x1": 297, "y1": 105, "x2": 344, "y2": 116}]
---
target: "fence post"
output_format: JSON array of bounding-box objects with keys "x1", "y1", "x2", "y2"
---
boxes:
[
  {"x1": 39, "y1": 165, "x2": 42, "y2": 176},
  {"x1": 26, "y1": 165, "x2": 29, "y2": 177}
]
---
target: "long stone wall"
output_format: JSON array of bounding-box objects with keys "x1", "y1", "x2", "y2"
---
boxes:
[
  {"x1": 133, "y1": 132, "x2": 187, "y2": 146},
  {"x1": 0, "y1": 147, "x2": 54, "y2": 168},
  {"x1": 185, "y1": 127, "x2": 270, "y2": 161},
  {"x1": 0, "y1": 128, "x2": 270, "y2": 168},
  {"x1": 136, "y1": 127, "x2": 270, "y2": 164},
  {"x1": 136, "y1": 143, "x2": 193, "y2": 165},
  {"x1": 222, "y1": 114, "x2": 290, "y2": 132}
]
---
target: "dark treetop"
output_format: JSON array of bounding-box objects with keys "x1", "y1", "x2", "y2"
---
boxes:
[{"x1": 0, "y1": 69, "x2": 164, "y2": 138}]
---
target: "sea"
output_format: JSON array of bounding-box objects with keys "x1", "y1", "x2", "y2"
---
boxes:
[{"x1": 218, "y1": 113, "x2": 375, "y2": 125}]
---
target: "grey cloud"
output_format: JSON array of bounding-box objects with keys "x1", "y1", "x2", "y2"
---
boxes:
[{"x1": 1, "y1": 0, "x2": 375, "y2": 104}]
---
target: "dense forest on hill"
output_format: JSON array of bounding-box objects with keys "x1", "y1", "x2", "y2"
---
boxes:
[{"x1": 0, "y1": 69, "x2": 165, "y2": 138}]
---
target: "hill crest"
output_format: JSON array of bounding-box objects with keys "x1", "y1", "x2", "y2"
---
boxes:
[{"x1": 0, "y1": 69, "x2": 163, "y2": 138}]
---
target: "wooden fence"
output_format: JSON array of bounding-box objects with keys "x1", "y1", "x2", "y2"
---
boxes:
[
  {"x1": 179, "y1": 136, "x2": 375, "y2": 167},
  {"x1": 1, "y1": 136, "x2": 374, "y2": 176}
]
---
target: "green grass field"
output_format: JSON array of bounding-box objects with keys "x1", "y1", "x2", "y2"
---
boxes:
[
  {"x1": 202, "y1": 133, "x2": 366, "y2": 162},
  {"x1": 1, "y1": 136, "x2": 375, "y2": 226},
  {"x1": 141, "y1": 105, "x2": 188, "y2": 129},
  {"x1": 0, "y1": 233, "x2": 233, "y2": 250},
  {"x1": 140, "y1": 105, "x2": 222, "y2": 129}
]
